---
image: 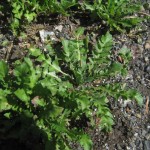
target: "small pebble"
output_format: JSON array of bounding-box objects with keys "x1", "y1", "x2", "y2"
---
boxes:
[
  {"x1": 142, "y1": 130, "x2": 147, "y2": 137},
  {"x1": 144, "y1": 57, "x2": 149, "y2": 62},
  {"x1": 134, "y1": 133, "x2": 138, "y2": 137},
  {"x1": 145, "y1": 66, "x2": 150, "y2": 73},
  {"x1": 140, "y1": 79, "x2": 145, "y2": 85},
  {"x1": 137, "y1": 38, "x2": 143, "y2": 44},
  {"x1": 136, "y1": 114, "x2": 141, "y2": 119},
  {"x1": 145, "y1": 40, "x2": 150, "y2": 49},
  {"x1": 147, "y1": 125, "x2": 150, "y2": 130}
]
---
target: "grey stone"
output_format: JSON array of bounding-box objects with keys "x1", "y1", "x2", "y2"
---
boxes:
[
  {"x1": 147, "y1": 125, "x2": 150, "y2": 132},
  {"x1": 142, "y1": 130, "x2": 147, "y2": 137},
  {"x1": 145, "y1": 133, "x2": 150, "y2": 140},
  {"x1": 145, "y1": 66, "x2": 150, "y2": 73},
  {"x1": 144, "y1": 140, "x2": 150, "y2": 150}
]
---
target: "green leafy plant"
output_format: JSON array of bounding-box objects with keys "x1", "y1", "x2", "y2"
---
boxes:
[
  {"x1": 82, "y1": 0, "x2": 142, "y2": 32},
  {"x1": 9, "y1": 0, "x2": 39, "y2": 34},
  {"x1": 7, "y1": 0, "x2": 77, "y2": 34},
  {"x1": 40, "y1": 0, "x2": 77, "y2": 15},
  {"x1": 3, "y1": 0, "x2": 144, "y2": 34},
  {"x1": 0, "y1": 30, "x2": 143, "y2": 149}
]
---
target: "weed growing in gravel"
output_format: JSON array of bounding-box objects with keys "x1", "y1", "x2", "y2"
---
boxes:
[
  {"x1": 1, "y1": 0, "x2": 144, "y2": 34},
  {"x1": 82, "y1": 0, "x2": 143, "y2": 32},
  {"x1": 6, "y1": 0, "x2": 77, "y2": 34},
  {"x1": 0, "y1": 28, "x2": 143, "y2": 149}
]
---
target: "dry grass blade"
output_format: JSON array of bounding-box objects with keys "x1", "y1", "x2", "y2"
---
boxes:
[{"x1": 145, "y1": 96, "x2": 149, "y2": 114}]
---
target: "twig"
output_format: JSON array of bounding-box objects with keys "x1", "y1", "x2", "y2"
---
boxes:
[
  {"x1": 5, "y1": 42, "x2": 13, "y2": 62},
  {"x1": 145, "y1": 96, "x2": 149, "y2": 115},
  {"x1": 138, "y1": 11, "x2": 150, "y2": 17}
]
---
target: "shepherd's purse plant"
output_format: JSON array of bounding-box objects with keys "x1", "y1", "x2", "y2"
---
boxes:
[{"x1": 0, "y1": 28, "x2": 143, "y2": 149}]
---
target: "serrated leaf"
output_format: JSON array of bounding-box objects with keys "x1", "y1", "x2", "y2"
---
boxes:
[
  {"x1": 62, "y1": 39, "x2": 70, "y2": 57},
  {"x1": 29, "y1": 72, "x2": 39, "y2": 88},
  {"x1": 32, "y1": 97, "x2": 46, "y2": 107},
  {"x1": 110, "y1": 62, "x2": 123, "y2": 73},
  {"x1": 37, "y1": 54, "x2": 46, "y2": 62},
  {"x1": 50, "y1": 60, "x2": 69, "y2": 76},
  {"x1": 77, "y1": 95, "x2": 90, "y2": 110},
  {"x1": 0, "y1": 90, "x2": 11, "y2": 111},
  {"x1": 45, "y1": 44, "x2": 55, "y2": 56},
  {"x1": 79, "y1": 134, "x2": 92, "y2": 150},
  {"x1": 40, "y1": 78, "x2": 58, "y2": 95},
  {"x1": 0, "y1": 100, "x2": 11, "y2": 111},
  {"x1": 96, "y1": 32, "x2": 113, "y2": 52},
  {"x1": 0, "y1": 60, "x2": 8, "y2": 81},
  {"x1": 101, "y1": 32, "x2": 112, "y2": 47},
  {"x1": 4, "y1": 112, "x2": 11, "y2": 118},
  {"x1": 58, "y1": 81, "x2": 73, "y2": 96},
  {"x1": 29, "y1": 47, "x2": 41, "y2": 57},
  {"x1": 14, "y1": 61, "x2": 29, "y2": 77},
  {"x1": 122, "y1": 89, "x2": 143, "y2": 106},
  {"x1": 51, "y1": 106, "x2": 64, "y2": 118},
  {"x1": 61, "y1": 0, "x2": 77, "y2": 9},
  {"x1": 47, "y1": 72, "x2": 61, "y2": 81},
  {"x1": 74, "y1": 27, "x2": 84, "y2": 38},
  {"x1": 14, "y1": 89, "x2": 29, "y2": 102},
  {"x1": 119, "y1": 47, "x2": 130, "y2": 55},
  {"x1": 84, "y1": 2, "x2": 95, "y2": 11},
  {"x1": 134, "y1": 92, "x2": 143, "y2": 106},
  {"x1": 24, "y1": 57, "x2": 33, "y2": 69},
  {"x1": 121, "y1": 68, "x2": 128, "y2": 76},
  {"x1": 100, "y1": 115, "x2": 114, "y2": 132},
  {"x1": 25, "y1": 12, "x2": 36, "y2": 22}
]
